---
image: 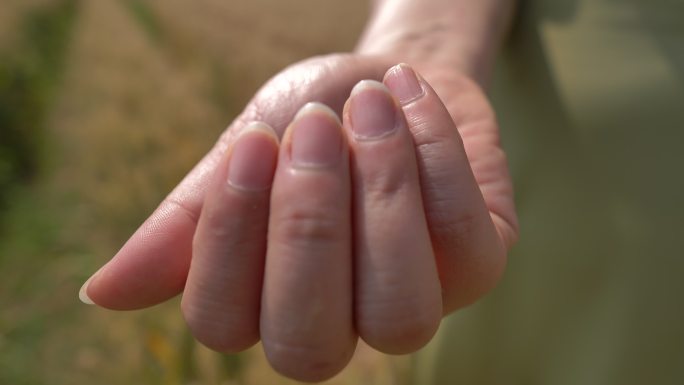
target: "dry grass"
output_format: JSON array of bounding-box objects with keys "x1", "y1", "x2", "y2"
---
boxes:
[{"x1": 0, "y1": 1, "x2": 411, "y2": 384}]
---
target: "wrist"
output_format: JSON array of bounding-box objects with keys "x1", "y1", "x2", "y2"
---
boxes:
[{"x1": 355, "y1": 0, "x2": 516, "y2": 88}]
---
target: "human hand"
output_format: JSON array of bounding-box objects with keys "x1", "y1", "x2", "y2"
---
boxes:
[{"x1": 80, "y1": 57, "x2": 518, "y2": 380}]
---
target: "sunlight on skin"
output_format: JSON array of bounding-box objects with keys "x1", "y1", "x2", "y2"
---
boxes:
[{"x1": 77, "y1": 0, "x2": 518, "y2": 382}]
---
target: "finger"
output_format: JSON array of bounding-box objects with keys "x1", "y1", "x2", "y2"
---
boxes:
[
  {"x1": 181, "y1": 122, "x2": 278, "y2": 353},
  {"x1": 343, "y1": 80, "x2": 442, "y2": 354},
  {"x1": 80, "y1": 55, "x2": 394, "y2": 310},
  {"x1": 260, "y1": 103, "x2": 355, "y2": 382},
  {"x1": 383, "y1": 64, "x2": 507, "y2": 313}
]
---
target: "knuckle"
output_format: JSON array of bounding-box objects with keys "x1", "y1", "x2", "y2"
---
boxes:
[
  {"x1": 197, "y1": 209, "x2": 241, "y2": 243},
  {"x1": 162, "y1": 195, "x2": 199, "y2": 225},
  {"x1": 430, "y1": 210, "x2": 478, "y2": 251},
  {"x1": 200, "y1": 204, "x2": 232, "y2": 233},
  {"x1": 192, "y1": 204, "x2": 262, "y2": 257},
  {"x1": 362, "y1": 167, "x2": 411, "y2": 203},
  {"x1": 274, "y1": 205, "x2": 344, "y2": 246}
]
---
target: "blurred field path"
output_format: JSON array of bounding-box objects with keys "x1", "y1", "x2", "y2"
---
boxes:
[
  {"x1": 51, "y1": 0, "x2": 227, "y2": 239},
  {"x1": 0, "y1": 0, "x2": 56, "y2": 51},
  {"x1": 146, "y1": 0, "x2": 366, "y2": 98},
  {"x1": 1, "y1": 0, "x2": 412, "y2": 384}
]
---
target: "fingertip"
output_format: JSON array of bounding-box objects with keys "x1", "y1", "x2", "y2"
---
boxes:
[
  {"x1": 181, "y1": 297, "x2": 260, "y2": 353},
  {"x1": 264, "y1": 338, "x2": 356, "y2": 382},
  {"x1": 359, "y1": 298, "x2": 442, "y2": 355},
  {"x1": 226, "y1": 121, "x2": 280, "y2": 192},
  {"x1": 78, "y1": 276, "x2": 95, "y2": 305},
  {"x1": 294, "y1": 102, "x2": 342, "y2": 125},
  {"x1": 442, "y1": 236, "x2": 508, "y2": 314},
  {"x1": 82, "y1": 206, "x2": 195, "y2": 310},
  {"x1": 383, "y1": 63, "x2": 426, "y2": 106},
  {"x1": 345, "y1": 79, "x2": 404, "y2": 142},
  {"x1": 285, "y1": 102, "x2": 346, "y2": 170},
  {"x1": 235, "y1": 121, "x2": 279, "y2": 144},
  {"x1": 79, "y1": 265, "x2": 107, "y2": 306},
  {"x1": 349, "y1": 79, "x2": 391, "y2": 98}
]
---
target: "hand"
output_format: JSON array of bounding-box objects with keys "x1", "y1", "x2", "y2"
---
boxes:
[{"x1": 80, "y1": 57, "x2": 518, "y2": 380}]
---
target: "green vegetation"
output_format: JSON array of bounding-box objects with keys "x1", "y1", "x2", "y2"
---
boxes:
[
  {"x1": 0, "y1": 2, "x2": 80, "y2": 383},
  {"x1": 0, "y1": 0, "x2": 79, "y2": 212},
  {"x1": 124, "y1": 0, "x2": 163, "y2": 42}
]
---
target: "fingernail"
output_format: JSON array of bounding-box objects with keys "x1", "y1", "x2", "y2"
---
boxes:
[
  {"x1": 290, "y1": 103, "x2": 343, "y2": 168},
  {"x1": 227, "y1": 122, "x2": 279, "y2": 191},
  {"x1": 79, "y1": 278, "x2": 94, "y2": 305},
  {"x1": 79, "y1": 267, "x2": 104, "y2": 305},
  {"x1": 384, "y1": 63, "x2": 425, "y2": 105},
  {"x1": 349, "y1": 80, "x2": 399, "y2": 140}
]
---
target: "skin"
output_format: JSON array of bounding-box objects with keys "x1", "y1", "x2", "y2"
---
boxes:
[{"x1": 81, "y1": 0, "x2": 519, "y2": 381}]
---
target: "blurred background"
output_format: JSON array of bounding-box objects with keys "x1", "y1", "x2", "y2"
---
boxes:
[
  {"x1": 0, "y1": 0, "x2": 414, "y2": 383},
  {"x1": 5, "y1": 1, "x2": 684, "y2": 384}
]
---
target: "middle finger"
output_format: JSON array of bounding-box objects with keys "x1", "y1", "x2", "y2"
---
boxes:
[{"x1": 261, "y1": 103, "x2": 356, "y2": 382}]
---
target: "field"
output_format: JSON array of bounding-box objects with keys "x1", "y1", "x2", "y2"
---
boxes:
[{"x1": 0, "y1": 1, "x2": 411, "y2": 383}]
